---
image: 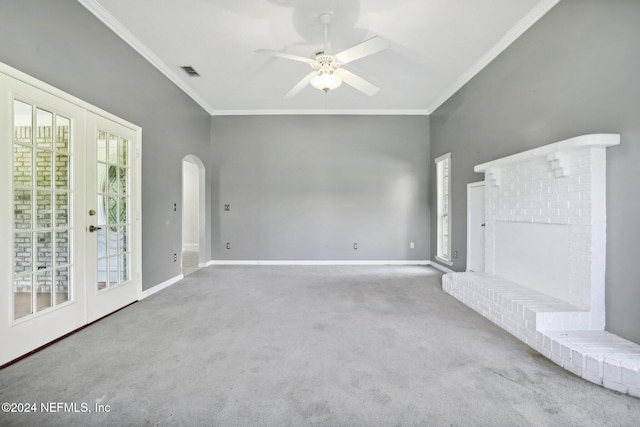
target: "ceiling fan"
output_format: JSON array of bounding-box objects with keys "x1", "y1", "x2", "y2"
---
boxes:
[{"x1": 256, "y1": 13, "x2": 388, "y2": 98}]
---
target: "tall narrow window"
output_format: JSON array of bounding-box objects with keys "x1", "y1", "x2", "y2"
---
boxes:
[{"x1": 435, "y1": 152, "x2": 452, "y2": 265}]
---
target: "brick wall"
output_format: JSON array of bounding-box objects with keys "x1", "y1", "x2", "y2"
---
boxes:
[
  {"x1": 476, "y1": 134, "x2": 619, "y2": 330},
  {"x1": 13, "y1": 125, "x2": 70, "y2": 294}
]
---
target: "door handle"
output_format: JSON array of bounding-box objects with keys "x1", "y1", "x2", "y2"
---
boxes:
[{"x1": 89, "y1": 225, "x2": 102, "y2": 232}]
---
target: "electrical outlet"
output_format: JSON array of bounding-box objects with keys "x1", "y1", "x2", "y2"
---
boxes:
[
  {"x1": 353, "y1": 243, "x2": 358, "y2": 250},
  {"x1": 454, "y1": 250, "x2": 458, "y2": 259},
  {"x1": 226, "y1": 243, "x2": 231, "y2": 250},
  {"x1": 224, "y1": 204, "x2": 230, "y2": 211},
  {"x1": 173, "y1": 253, "x2": 177, "y2": 262},
  {"x1": 174, "y1": 203, "x2": 177, "y2": 212},
  {"x1": 410, "y1": 242, "x2": 415, "y2": 249}
]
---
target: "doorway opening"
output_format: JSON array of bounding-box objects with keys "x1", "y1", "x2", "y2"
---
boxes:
[{"x1": 181, "y1": 155, "x2": 205, "y2": 276}]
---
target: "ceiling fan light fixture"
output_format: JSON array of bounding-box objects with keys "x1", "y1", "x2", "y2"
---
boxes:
[{"x1": 310, "y1": 69, "x2": 342, "y2": 93}]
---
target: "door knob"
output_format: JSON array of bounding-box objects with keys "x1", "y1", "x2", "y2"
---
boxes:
[{"x1": 89, "y1": 225, "x2": 102, "y2": 232}]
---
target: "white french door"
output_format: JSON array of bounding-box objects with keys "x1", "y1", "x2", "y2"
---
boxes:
[
  {"x1": 85, "y1": 113, "x2": 139, "y2": 323},
  {"x1": 0, "y1": 65, "x2": 141, "y2": 366}
]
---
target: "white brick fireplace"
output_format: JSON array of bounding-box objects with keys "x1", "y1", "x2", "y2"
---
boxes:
[
  {"x1": 480, "y1": 133, "x2": 617, "y2": 329},
  {"x1": 442, "y1": 134, "x2": 640, "y2": 398}
]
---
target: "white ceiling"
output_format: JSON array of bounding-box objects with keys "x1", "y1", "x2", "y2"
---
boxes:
[{"x1": 79, "y1": 0, "x2": 558, "y2": 115}]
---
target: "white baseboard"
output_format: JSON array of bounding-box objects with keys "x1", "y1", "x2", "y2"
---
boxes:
[
  {"x1": 140, "y1": 274, "x2": 184, "y2": 299},
  {"x1": 427, "y1": 261, "x2": 455, "y2": 274},
  {"x1": 205, "y1": 260, "x2": 431, "y2": 266},
  {"x1": 139, "y1": 261, "x2": 450, "y2": 300}
]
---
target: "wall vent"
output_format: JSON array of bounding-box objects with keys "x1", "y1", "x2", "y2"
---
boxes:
[{"x1": 180, "y1": 66, "x2": 200, "y2": 77}]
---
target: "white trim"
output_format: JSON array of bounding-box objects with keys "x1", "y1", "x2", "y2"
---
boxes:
[
  {"x1": 77, "y1": 0, "x2": 558, "y2": 117},
  {"x1": 137, "y1": 261, "x2": 448, "y2": 301},
  {"x1": 435, "y1": 153, "x2": 453, "y2": 263},
  {"x1": 426, "y1": 0, "x2": 560, "y2": 113},
  {"x1": 77, "y1": 0, "x2": 214, "y2": 114},
  {"x1": 428, "y1": 261, "x2": 455, "y2": 274},
  {"x1": 0, "y1": 63, "x2": 140, "y2": 133},
  {"x1": 211, "y1": 109, "x2": 430, "y2": 116},
  {"x1": 434, "y1": 256, "x2": 454, "y2": 267},
  {"x1": 206, "y1": 260, "x2": 430, "y2": 266},
  {"x1": 474, "y1": 133, "x2": 620, "y2": 173},
  {"x1": 78, "y1": 1, "x2": 430, "y2": 118},
  {"x1": 434, "y1": 152, "x2": 451, "y2": 164},
  {"x1": 140, "y1": 274, "x2": 184, "y2": 300}
]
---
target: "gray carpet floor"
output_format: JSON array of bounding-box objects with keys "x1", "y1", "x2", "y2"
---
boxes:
[{"x1": 0, "y1": 265, "x2": 639, "y2": 426}]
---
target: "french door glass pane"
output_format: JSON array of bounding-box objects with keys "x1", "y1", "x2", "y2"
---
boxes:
[
  {"x1": 14, "y1": 144, "x2": 32, "y2": 185},
  {"x1": 14, "y1": 190, "x2": 32, "y2": 229},
  {"x1": 14, "y1": 232, "x2": 32, "y2": 274},
  {"x1": 96, "y1": 130, "x2": 130, "y2": 291},
  {"x1": 13, "y1": 100, "x2": 73, "y2": 320},
  {"x1": 14, "y1": 276, "x2": 33, "y2": 320},
  {"x1": 55, "y1": 192, "x2": 69, "y2": 227},
  {"x1": 56, "y1": 268, "x2": 70, "y2": 304},
  {"x1": 36, "y1": 270, "x2": 53, "y2": 312},
  {"x1": 56, "y1": 116, "x2": 70, "y2": 152},
  {"x1": 119, "y1": 139, "x2": 128, "y2": 165},
  {"x1": 56, "y1": 231, "x2": 70, "y2": 266},
  {"x1": 36, "y1": 149, "x2": 52, "y2": 188},
  {"x1": 36, "y1": 190, "x2": 52, "y2": 228},
  {"x1": 14, "y1": 101, "x2": 32, "y2": 142},
  {"x1": 36, "y1": 108, "x2": 53, "y2": 148},
  {"x1": 55, "y1": 154, "x2": 70, "y2": 189},
  {"x1": 97, "y1": 131, "x2": 107, "y2": 162},
  {"x1": 36, "y1": 231, "x2": 52, "y2": 270}
]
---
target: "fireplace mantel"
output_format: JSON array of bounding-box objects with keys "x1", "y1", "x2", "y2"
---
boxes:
[{"x1": 475, "y1": 133, "x2": 620, "y2": 174}]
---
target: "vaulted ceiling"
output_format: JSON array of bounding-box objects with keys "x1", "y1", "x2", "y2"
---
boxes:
[{"x1": 79, "y1": 0, "x2": 558, "y2": 115}]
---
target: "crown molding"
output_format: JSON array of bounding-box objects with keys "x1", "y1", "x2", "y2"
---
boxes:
[
  {"x1": 78, "y1": 0, "x2": 216, "y2": 114},
  {"x1": 426, "y1": 0, "x2": 560, "y2": 114},
  {"x1": 210, "y1": 109, "x2": 430, "y2": 116},
  {"x1": 79, "y1": 0, "x2": 558, "y2": 118}
]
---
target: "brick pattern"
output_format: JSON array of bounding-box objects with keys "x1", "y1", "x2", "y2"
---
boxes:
[
  {"x1": 542, "y1": 331, "x2": 640, "y2": 397},
  {"x1": 483, "y1": 145, "x2": 606, "y2": 328},
  {"x1": 485, "y1": 149, "x2": 594, "y2": 298},
  {"x1": 442, "y1": 273, "x2": 590, "y2": 347},
  {"x1": 443, "y1": 273, "x2": 640, "y2": 398},
  {"x1": 13, "y1": 125, "x2": 71, "y2": 296}
]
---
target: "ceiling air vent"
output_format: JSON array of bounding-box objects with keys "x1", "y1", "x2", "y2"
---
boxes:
[{"x1": 180, "y1": 66, "x2": 200, "y2": 77}]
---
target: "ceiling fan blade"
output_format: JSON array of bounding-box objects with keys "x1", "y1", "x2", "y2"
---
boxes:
[
  {"x1": 336, "y1": 68, "x2": 380, "y2": 96},
  {"x1": 255, "y1": 49, "x2": 314, "y2": 64},
  {"x1": 334, "y1": 36, "x2": 388, "y2": 64},
  {"x1": 284, "y1": 71, "x2": 316, "y2": 98}
]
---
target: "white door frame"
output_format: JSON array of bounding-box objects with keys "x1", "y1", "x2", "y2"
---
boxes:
[{"x1": 0, "y1": 62, "x2": 142, "y2": 366}]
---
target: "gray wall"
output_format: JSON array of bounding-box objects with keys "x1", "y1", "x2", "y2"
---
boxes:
[
  {"x1": 0, "y1": 0, "x2": 212, "y2": 290},
  {"x1": 430, "y1": 0, "x2": 640, "y2": 343},
  {"x1": 211, "y1": 115, "x2": 430, "y2": 261}
]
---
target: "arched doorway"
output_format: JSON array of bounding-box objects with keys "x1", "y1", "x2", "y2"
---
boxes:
[{"x1": 181, "y1": 155, "x2": 205, "y2": 276}]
